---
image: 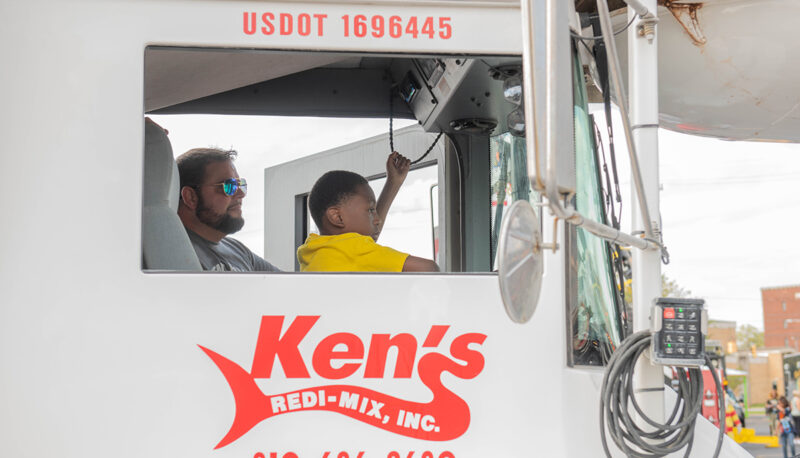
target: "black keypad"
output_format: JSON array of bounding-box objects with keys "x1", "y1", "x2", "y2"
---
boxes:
[{"x1": 656, "y1": 301, "x2": 704, "y2": 363}]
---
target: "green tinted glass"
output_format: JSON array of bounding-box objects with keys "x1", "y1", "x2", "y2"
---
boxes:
[
  {"x1": 489, "y1": 133, "x2": 540, "y2": 270},
  {"x1": 571, "y1": 51, "x2": 624, "y2": 365}
]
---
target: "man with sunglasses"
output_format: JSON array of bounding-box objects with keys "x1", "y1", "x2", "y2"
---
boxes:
[{"x1": 176, "y1": 147, "x2": 280, "y2": 272}]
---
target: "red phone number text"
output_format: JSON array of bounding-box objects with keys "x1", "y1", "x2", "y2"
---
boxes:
[
  {"x1": 243, "y1": 13, "x2": 453, "y2": 40},
  {"x1": 254, "y1": 452, "x2": 455, "y2": 458}
]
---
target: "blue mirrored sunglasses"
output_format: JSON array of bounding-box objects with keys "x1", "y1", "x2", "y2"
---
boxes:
[{"x1": 200, "y1": 177, "x2": 247, "y2": 196}]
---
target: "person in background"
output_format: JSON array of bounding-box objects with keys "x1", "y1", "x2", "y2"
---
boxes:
[
  {"x1": 768, "y1": 383, "x2": 780, "y2": 436},
  {"x1": 723, "y1": 391, "x2": 741, "y2": 438},
  {"x1": 791, "y1": 390, "x2": 800, "y2": 439},
  {"x1": 723, "y1": 379, "x2": 746, "y2": 428},
  {"x1": 778, "y1": 396, "x2": 797, "y2": 458}
]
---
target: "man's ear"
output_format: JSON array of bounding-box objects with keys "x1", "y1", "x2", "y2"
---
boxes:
[
  {"x1": 180, "y1": 186, "x2": 199, "y2": 210},
  {"x1": 325, "y1": 206, "x2": 345, "y2": 229}
]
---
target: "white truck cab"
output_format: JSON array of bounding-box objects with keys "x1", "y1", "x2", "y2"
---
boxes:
[{"x1": 3, "y1": 0, "x2": 796, "y2": 456}]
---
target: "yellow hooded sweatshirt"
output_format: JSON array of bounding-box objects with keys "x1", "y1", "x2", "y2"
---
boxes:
[{"x1": 297, "y1": 233, "x2": 409, "y2": 272}]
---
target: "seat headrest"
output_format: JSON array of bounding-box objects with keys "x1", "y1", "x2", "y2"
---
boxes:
[
  {"x1": 144, "y1": 120, "x2": 176, "y2": 207},
  {"x1": 142, "y1": 119, "x2": 202, "y2": 271}
]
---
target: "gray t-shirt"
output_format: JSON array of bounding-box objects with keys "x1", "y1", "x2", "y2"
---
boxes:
[{"x1": 186, "y1": 229, "x2": 280, "y2": 272}]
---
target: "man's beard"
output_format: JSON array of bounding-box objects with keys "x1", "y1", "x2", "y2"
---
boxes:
[{"x1": 196, "y1": 195, "x2": 245, "y2": 235}]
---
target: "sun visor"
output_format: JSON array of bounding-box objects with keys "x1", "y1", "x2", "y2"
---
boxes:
[{"x1": 144, "y1": 47, "x2": 350, "y2": 112}]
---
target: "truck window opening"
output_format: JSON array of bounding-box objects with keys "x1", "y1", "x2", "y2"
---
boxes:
[{"x1": 142, "y1": 45, "x2": 625, "y2": 365}]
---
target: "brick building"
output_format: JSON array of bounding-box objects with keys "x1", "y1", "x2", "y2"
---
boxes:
[
  {"x1": 708, "y1": 320, "x2": 737, "y2": 354},
  {"x1": 729, "y1": 349, "x2": 792, "y2": 404},
  {"x1": 762, "y1": 284, "x2": 800, "y2": 351}
]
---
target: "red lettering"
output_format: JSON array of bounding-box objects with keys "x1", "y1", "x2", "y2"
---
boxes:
[
  {"x1": 243, "y1": 12, "x2": 256, "y2": 35},
  {"x1": 298, "y1": 13, "x2": 311, "y2": 36},
  {"x1": 364, "y1": 333, "x2": 417, "y2": 378},
  {"x1": 312, "y1": 333, "x2": 364, "y2": 379},
  {"x1": 371, "y1": 15, "x2": 384, "y2": 38},
  {"x1": 354, "y1": 15, "x2": 367, "y2": 37},
  {"x1": 404, "y1": 16, "x2": 418, "y2": 39},
  {"x1": 421, "y1": 17, "x2": 435, "y2": 38},
  {"x1": 314, "y1": 14, "x2": 327, "y2": 36},
  {"x1": 261, "y1": 12, "x2": 275, "y2": 35},
  {"x1": 247, "y1": 315, "x2": 481, "y2": 381},
  {"x1": 449, "y1": 332, "x2": 487, "y2": 374},
  {"x1": 422, "y1": 325, "x2": 448, "y2": 347},
  {"x1": 389, "y1": 16, "x2": 402, "y2": 38},
  {"x1": 248, "y1": 13, "x2": 452, "y2": 40},
  {"x1": 251, "y1": 316, "x2": 319, "y2": 378},
  {"x1": 439, "y1": 17, "x2": 452, "y2": 39},
  {"x1": 280, "y1": 13, "x2": 293, "y2": 35}
]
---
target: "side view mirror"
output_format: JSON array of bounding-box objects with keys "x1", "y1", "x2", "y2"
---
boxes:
[{"x1": 496, "y1": 200, "x2": 544, "y2": 323}]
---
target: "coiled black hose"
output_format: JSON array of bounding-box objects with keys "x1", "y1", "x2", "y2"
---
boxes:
[{"x1": 599, "y1": 331, "x2": 725, "y2": 457}]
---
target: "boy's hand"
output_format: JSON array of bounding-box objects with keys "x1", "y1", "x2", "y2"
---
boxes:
[
  {"x1": 386, "y1": 151, "x2": 411, "y2": 185},
  {"x1": 375, "y1": 152, "x2": 411, "y2": 240}
]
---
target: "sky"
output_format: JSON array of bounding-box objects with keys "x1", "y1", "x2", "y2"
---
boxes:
[
  {"x1": 589, "y1": 106, "x2": 800, "y2": 329},
  {"x1": 654, "y1": 129, "x2": 800, "y2": 328},
  {"x1": 152, "y1": 112, "x2": 800, "y2": 330}
]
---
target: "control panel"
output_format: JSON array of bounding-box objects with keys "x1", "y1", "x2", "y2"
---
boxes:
[{"x1": 651, "y1": 297, "x2": 707, "y2": 366}]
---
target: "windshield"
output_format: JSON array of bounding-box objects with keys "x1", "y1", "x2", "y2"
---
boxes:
[{"x1": 569, "y1": 48, "x2": 624, "y2": 366}]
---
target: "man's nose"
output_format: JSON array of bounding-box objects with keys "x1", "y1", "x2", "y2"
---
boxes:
[{"x1": 234, "y1": 186, "x2": 246, "y2": 197}]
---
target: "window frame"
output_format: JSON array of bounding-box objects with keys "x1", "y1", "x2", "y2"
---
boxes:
[{"x1": 565, "y1": 42, "x2": 626, "y2": 367}]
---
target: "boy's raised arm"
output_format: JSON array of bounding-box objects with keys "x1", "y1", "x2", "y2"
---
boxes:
[
  {"x1": 375, "y1": 151, "x2": 411, "y2": 240},
  {"x1": 402, "y1": 255, "x2": 440, "y2": 272}
]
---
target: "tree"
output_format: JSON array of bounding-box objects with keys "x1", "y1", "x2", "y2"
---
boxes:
[
  {"x1": 624, "y1": 273, "x2": 690, "y2": 304},
  {"x1": 661, "y1": 274, "x2": 692, "y2": 298},
  {"x1": 737, "y1": 324, "x2": 764, "y2": 350}
]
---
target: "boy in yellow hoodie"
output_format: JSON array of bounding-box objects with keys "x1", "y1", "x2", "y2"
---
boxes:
[{"x1": 297, "y1": 152, "x2": 439, "y2": 272}]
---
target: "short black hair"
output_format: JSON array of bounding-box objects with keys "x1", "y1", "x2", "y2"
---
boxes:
[
  {"x1": 308, "y1": 170, "x2": 369, "y2": 229},
  {"x1": 176, "y1": 147, "x2": 238, "y2": 191}
]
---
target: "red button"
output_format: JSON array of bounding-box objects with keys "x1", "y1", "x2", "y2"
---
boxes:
[{"x1": 663, "y1": 307, "x2": 675, "y2": 319}]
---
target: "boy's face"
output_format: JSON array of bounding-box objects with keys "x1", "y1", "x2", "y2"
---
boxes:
[{"x1": 339, "y1": 184, "x2": 381, "y2": 239}]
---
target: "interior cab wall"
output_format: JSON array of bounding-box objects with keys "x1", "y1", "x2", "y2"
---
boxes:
[
  {"x1": 453, "y1": 133, "x2": 492, "y2": 272},
  {"x1": 151, "y1": 50, "x2": 523, "y2": 139}
]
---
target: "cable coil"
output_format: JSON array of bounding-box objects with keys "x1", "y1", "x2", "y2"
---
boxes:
[
  {"x1": 388, "y1": 87, "x2": 443, "y2": 165},
  {"x1": 599, "y1": 331, "x2": 725, "y2": 457}
]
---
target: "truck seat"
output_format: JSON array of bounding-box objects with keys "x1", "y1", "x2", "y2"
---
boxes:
[{"x1": 142, "y1": 120, "x2": 202, "y2": 271}]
